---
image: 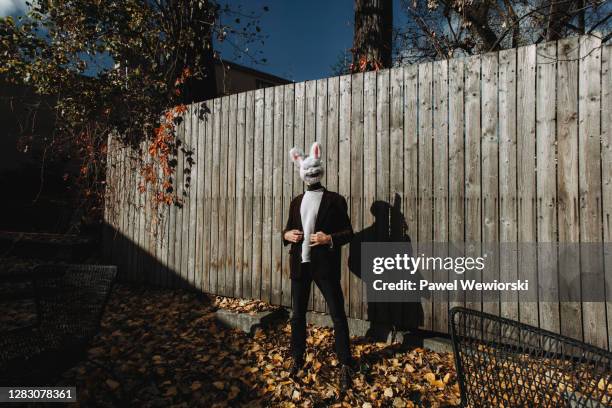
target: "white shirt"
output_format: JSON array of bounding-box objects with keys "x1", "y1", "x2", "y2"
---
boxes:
[{"x1": 300, "y1": 188, "x2": 324, "y2": 263}]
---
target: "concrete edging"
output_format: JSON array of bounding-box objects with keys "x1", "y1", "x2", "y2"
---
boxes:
[{"x1": 215, "y1": 307, "x2": 453, "y2": 354}]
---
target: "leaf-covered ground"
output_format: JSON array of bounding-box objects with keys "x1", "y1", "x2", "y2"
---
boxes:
[{"x1": 55, "y1": 284, "x2": 460, "y2": 407}]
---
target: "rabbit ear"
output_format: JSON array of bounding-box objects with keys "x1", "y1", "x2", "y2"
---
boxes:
[
  {"x1": 310, "y1": 142, "x2": 321, "y2": 160},
  {"x1": 289, "y1": 147, "x2": 304, "y2": 164}
]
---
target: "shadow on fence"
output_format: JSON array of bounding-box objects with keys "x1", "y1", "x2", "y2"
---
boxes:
[{"x1": 348, "y1": 194, "x2": 425, "y2": 341}]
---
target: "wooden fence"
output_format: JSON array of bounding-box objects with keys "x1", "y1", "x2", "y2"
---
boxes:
[{"x1": 104, "y1": 36, "x2": 612, "y2": 350}]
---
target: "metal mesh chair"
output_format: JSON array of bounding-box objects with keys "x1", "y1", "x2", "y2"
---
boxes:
[
  {"x1": 450, "y1": 307, "x2": 612, "y2": 407},
  {"x1": 0, "y1": 264, "x2": 117, "y2": 384}
]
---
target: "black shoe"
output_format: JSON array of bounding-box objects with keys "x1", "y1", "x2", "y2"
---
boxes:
[
  {"x1": 290, "y1": 358, "x2": 304, "y2": 378},
  {"x1": 339, "y1": 364, "x2": 353, "y2": 392}
]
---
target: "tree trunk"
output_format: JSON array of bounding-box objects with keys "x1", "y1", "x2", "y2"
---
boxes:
[
  {"x1": 545, "y1": 0, "x2": 579, "y2": 41},
  {"x1": 351, "y1": 0, "x2": 393, "y2": 72}
]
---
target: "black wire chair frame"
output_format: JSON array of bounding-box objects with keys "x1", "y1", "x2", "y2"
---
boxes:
[{"x1": 450, "y1": 307, "x2": 612, "y2": 407}]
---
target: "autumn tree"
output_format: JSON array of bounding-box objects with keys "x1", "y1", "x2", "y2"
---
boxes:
[
  {"x1": 351, "y1": 0, "x2": 394, "y2": 72},
  {"x1": 397, "y1": 0, "x2": 611, "y2": 64},
  {"x1": 0, "y1": 0, "x2": 265, "y2": 228}
]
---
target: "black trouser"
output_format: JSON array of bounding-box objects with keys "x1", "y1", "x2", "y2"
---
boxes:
[{"x1": 290, "y1": 262, "x2": 352, "y2": 365}]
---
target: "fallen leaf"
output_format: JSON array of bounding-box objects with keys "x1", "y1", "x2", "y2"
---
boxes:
[{"x1": 105, "y1": 379, "x2": 120, "y2": 391}]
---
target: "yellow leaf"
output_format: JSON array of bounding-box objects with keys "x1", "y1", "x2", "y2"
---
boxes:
[
  {"x1": 424, "y1": 372, "x2": 436, "y2": 384},
  {"x1": 105, "y1": 379, "x2": 120, "y2": 391},
  {"x1": 190, "y1": 382, "x2": 202, "y2": 391},
  {"x1": 393, "y1": 397, "x2": 405, "y2": 407},
  {"x1": 292, "y1": 390, "x2": 301, "y2": 400},
  {"x1": 598, "y1": 378, "x2": 605, "y2": 391},
  {"x1": 164, "y1": 386, "x2": 177, "y2": 397},
  {"x1": 228, "y1": 385, "x2": 240, "y2": 400},
  {"x1": 384, "y1": 387, "x2": 394, "y2": 398}
]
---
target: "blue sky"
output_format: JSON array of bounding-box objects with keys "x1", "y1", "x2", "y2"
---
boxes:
[
  {"x1": 1, "y1": 0, "x2": 407, "y2": 83},
  {"x1": 217, "y1": 0, "x2": 407, "y2": 82}
]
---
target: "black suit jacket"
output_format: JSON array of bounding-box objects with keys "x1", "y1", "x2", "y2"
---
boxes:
[{"x1": 282, "y1": 189, "x2": 353, "y2": 280}]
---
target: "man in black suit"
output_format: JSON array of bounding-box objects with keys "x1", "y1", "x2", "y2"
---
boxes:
[{"x1": 282, "y1": 142, "x2": 354, "y2": 391}]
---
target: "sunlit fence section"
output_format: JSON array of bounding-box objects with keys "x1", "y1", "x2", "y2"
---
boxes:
[{"x1": 104, "y1": 35, "x2": 612, "y2": 350}]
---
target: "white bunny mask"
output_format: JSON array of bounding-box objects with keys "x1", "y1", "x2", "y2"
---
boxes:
[{"x1": 290, "y1": 142, "x2": 325, "y2": 185}]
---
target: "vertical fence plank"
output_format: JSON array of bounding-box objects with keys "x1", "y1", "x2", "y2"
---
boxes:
[
  {"x1": 338, "y1": 74, "x2": 352, "y2": 314},
  {"x1": 557, "y1": 37, "x2": 581, "y2": 341},
  {"x1": 160, "y1": 144, "x2": 171, "y2": 288},
  {"x1": 376, "y1": 69, "x2": 390, "y2": 206},
  {"x1": 126, "y1": 147, "x2": 136, "y2": 282},
  {"x1": 363, "y1": 70, "x2": 377, "y2": 321},
  {"x1": 219, "y1": 96, "x2": 230, "y2": 295},
  {"x1": 272, "y1": 85, "x2": 284, "y2": 306},
  {"x1": 115, "y1": 144, "x2": 125, "y2": 276},
  {"x1": 123, "y1": 146, "x2": 131, "y2": 280},
  {"x1": 433, "y1": 59, "x2": 449, "y2": 332},
  {"x1": 536, "y1": 41, "x2": 559, "y2": 333},
  {"x1": 134, "y1": 142, "x2": 144, "y2": 282},
  {"x1": 517, "y1": 45, "x2": 539, "y2": 327},
  {"x1": 390, "y1": 67, "x2": 403, "y2": 211},
  {"x1": 130, "y1": 149, "x2": 141, "y2": 282},
  {"x1": 225, "y1": 95, "x2": 237, "y2": 296},
  {"x1": 482, "y1": 52, "x2": 499, "y2": 317},
  {"x1": 142, "y1": 142, "x2": 151, "y2": 284},
  {"x1": 326, "y1": 76, "x2": 343, "y2": 311},
  {"x1": 183, "y1": 104, "x2": 199, "y2": 288},
  {"x1": 235, "y1": 93, "x2": 246, "y2": 298},
  {"x1": 180, "y1": 106, "x2": 191, "y2": 286},
  {"x1": 578, "y1": 35, "x2": 606, "y2": 349},
  {"x1": 498, "y1": 48, "x2": 519, "y2": 322},
  {"x1": 304, "y1": 80, "x2": 317, "y2": 310},
  {"x1": 403, "y1": 64, "x2": 420, "y2": 328},
  {"x1": 292, "y1": 82, "x2": 305, "y2": 306},
  {"x1": 203, "y1": 100, "x2": 214, "y2": 293},
  {"x1": 465, "y1": 54, "x2": 482, "y2": 314},
  {"x1": 601, "y1": 44, "x2": 612, "y2": 350},
  {"x1": 293, "y1": 83, "x2": 306, "y2": 200},
  {"x1": 103, "y1": 135, "x2": 114, "y2": 262},
  {"x1": 171, "y1": 112, "x2": 185, "y2": 287},
  {"x1": 403, "y1": 65, "x2": 419, "y2": 249},
  {"x1": 350, "y1": 72, "x2": 364, "y2": 319},
  {"x1": 448, "y1": 58, "x2": 465, "y2": 311},
  {"x1": 390, "y1": 67, "x2": 405, "y2": 327},
  {"x1": 210, "y1": 98, "x2": 221, "y2": 294},
  {"x1": 261, "y1": 88, "x2": 274, "y2": 303},
  {"x1": 377, "y1": 69, "x2": 391, "y2": 325},
  {"x1": 418, "y1": 62, "x2": 434, "y2": 330},
  {"x1": 243, "y1": 91, "x2": 255, "y2": 299},
  {"x1": 305, "y1": 80, "x2": 316, "y2": 150},
  {"x1": 195, "y1": 102, "x2": 206, "y2": 291},
  {"x1": 281, "y1": 84, "x2": 295, "y2": 307},
  {"x1": 252, "y1": 89, "x2": 265, "y2": 301},
  {"x1": 314, "y1": 78, "x2": 328, "y2": 312}
]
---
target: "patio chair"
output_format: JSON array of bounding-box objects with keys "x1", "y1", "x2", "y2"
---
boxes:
[
  {"x1": 0, "y1": 264, "x2": 117, "y2": 385},
  {"x1": 450, "y1": 307, "x2": 612, "y2": 407}
]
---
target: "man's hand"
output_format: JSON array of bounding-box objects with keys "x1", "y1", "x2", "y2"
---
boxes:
[
  {"x1": 309, "y1": 231, "x2": 331, "y2": 247},
  {"x1": 284, "y1": 229, "x2": 303, "y2": 243}
]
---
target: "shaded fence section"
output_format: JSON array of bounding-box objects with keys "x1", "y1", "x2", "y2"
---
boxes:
[{"x1": 104, "y1": 36, "x2": 612, "y2": 349}]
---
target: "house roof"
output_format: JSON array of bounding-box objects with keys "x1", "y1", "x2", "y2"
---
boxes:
[{"x1": 215, "y1": 60, "x2": 292, "y2": 85}]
